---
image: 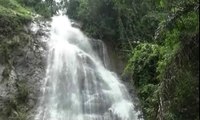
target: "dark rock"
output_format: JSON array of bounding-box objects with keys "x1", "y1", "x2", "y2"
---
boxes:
[
  {"x1": 0, "y1": 18, "x2": 51, "y2": 119},
  {"x1": 71, "y1": 20, "x2": 82, "y2": 29}
]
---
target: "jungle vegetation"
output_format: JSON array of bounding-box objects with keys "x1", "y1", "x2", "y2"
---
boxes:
[{"x1": 0, "y1": 0, "x2": 199, "y2": 120}]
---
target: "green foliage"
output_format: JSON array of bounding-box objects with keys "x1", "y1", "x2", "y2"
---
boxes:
[
  {"x1": 125, "y1": 43, "x2": 160, "y2": 86},
  {"x1": 124, "y1": 43, "x2": 160, "y2": 119},
  {"x1": 0, "y1": 0, "x2": 31, "y2": 17},
  {"x1": 0, "y1": 0, "x2": 32, "y2": 36},
  {"x1": 16, "y1": 0, "x2": 52, "y2": 17},
  {"x1": 67, "y1": 0, "x2": 118, "y2": 40},
  {"x1": 128, "y1": 11, "x2": 198, "y2": 120},
  {"x1": 157, "y1": 29, "x2": 181, "y2": 79}
]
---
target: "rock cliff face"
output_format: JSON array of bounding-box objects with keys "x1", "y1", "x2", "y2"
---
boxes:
[
  {"x1": 102, "y1": 40, "x2": 142, "y2": 116},
  {"x1": 91, "y1": 39, "x2": 142, "y2": 118},
  {"x1": 0, "y1": 18, "x2": 49, "y2": 119}
]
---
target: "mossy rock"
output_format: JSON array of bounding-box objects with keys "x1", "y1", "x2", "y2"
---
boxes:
[{"x1": 0, "y1": 0, "x2": 32, "y2": 36}]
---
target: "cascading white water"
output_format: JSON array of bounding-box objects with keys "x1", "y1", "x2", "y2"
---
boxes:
[{"x1": 34, "y1": 14, "x2": 142, "y2": 120}]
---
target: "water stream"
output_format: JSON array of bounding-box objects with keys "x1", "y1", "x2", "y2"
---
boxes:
[{"x1": 34, "y1": 14, "x2": 141, "y2": 120}]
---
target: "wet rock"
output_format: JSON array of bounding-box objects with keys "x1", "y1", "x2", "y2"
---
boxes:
[
  {"x1": 0, "y1": 64, "x2": 5, "y2": 82},
  {"x1": 90, "y1": 39, "x2": 110, "y2": 68},
  {"x1": 71, "y1": 20, "x2": 82, "y2": 29},
  {"x1": 0, "y1": 18, "x2": 50, "y2": 119}
]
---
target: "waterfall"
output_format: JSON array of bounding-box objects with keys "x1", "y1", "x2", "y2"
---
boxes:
[{"x1": 34, "y1": 14, "x2": 142, "y2": 120}]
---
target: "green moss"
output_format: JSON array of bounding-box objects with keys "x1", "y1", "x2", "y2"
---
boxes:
[
  {"x1": 0, "y1": 0, "x2": 31, "y2": 17},
  {"x1": 0, "y1": 0, "x2": 32, "y2": 66},
  {"x1": 0, "y1": 0, "x2": 32, "y2": 36}
]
